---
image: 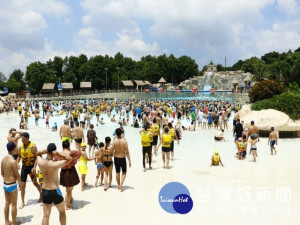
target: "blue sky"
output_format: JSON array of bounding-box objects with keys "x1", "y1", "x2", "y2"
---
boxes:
[{"x1": 0, "y1": 0, "x2": 300, "y2": 76}]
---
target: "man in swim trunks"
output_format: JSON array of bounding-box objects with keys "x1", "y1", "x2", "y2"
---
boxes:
[
  {"x1": 36, "y1": 143, "x2": 72, "y2": 225},
  {"x1": 1, "y1": 142, "x2": 24, "y2": 225},
  {"x1": 72, "y1": 121, "x2": 85, "y2": 150},
  {"x1": 59, "y1": 119, "x2": 71, "y2": 143},
  {"x1": 105, "y1": 128, "x2": 131, "y2": 192},
  {"x1": 248, "y1": 120, "x2": 260, "y2": 142},
  {"x1": 17, "y1": 132, "x2": 42, "y2": 209},
  {"x1": 268, "y1": 127, "x2": 278, "y2": 155}
]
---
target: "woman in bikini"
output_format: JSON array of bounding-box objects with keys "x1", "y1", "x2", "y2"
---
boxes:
[{"x1": 101, "y1": 137, "x2": 113, "y2": 191}]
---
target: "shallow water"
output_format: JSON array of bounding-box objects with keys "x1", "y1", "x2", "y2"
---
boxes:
[{"x1": 0, "y1": 109, "x2": 300, "y2": 225}]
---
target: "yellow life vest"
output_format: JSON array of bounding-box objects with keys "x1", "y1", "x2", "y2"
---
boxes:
[
  {"x1": 59, "y1": 110, "x2": 63, "y2": 115},
  {"x1": 20, "y1": 142, "x2": 36, "y2": 166},
  {"x1": 95, "y1": 108, "x2": 100, "y2": 115},
  {"x1": 162, "y1": 133, "x2": 171, "y2": 148},
  {"x1": 38, "y1": 169, "x2": 43, "y2": 185},
  {"x1": 169, "y1": 128, "x2": 175, "y2": 141},
  {"x1": 213, "y1": 155, "x2": 220, "y2": 165},
  {"x1": 152, "y1": 124, "x2": 160, "y2": 136},
  {"x1": 238, "y1": 142, "x2": 244, "y2": 151},
  {"x1": 141, "y1": 131, "x2": 150, "y2": 147},
  {"x1": 74, "y1": 111, "x2": 79, "y2": 118},
  {"x1": 18, "y1": 106, "x2": 22, "y2": 112},
  {"x1": 148, "y1": 130, "x2": 153, "y2": 143}
]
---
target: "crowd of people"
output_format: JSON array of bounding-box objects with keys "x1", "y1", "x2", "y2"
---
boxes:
[{"x1": 1, "y1": 98, "x2": 279, "y2": 225}]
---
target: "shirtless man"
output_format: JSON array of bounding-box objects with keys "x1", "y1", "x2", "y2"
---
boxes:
[
  {"x1": 17, "y1": 132, "x2": 42, "y2": 209},
  {"x1": 105, "y1": 128, "x2": 131, "y2": 192},
  {"x1": 2, "y1": 142, "x2": 24, "y2": 225},
  {"x1": 72, "y1": 121, "x2": 85, "y2": 150},
  {"x1": 248, "y1": 121, "x2": 260, "y2": 142},
  {"x1": 36, "y1": 143, "x2": 72, "y2": 225},
  {"x1": 7, "y1": 128, "x2": 23, "y2": 147},
  {"x1": 162, "y1": 115, "x2": 168, "y2": 128},
  {"x1": 59, "y1": 119, "x2": 72, "y2": 143},
  {"x1": 268, "y1": 127, "x2": 278, "y2": 155},
  {"x1": 155, "y1": 112, "x2": 162, "y2": 127}
]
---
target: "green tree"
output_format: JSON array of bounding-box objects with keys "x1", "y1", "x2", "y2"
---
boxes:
[
  {"x1": 25, "y1": 62, "x2": 46, "y2": 92},
  {"x1": 6, "y1": 78, "x2": 21, "y2": 92},
  {"x1": 9, "y1": 69, "x2": 25, "y2": 90},
  {"x1": 248, "y1": 80, "x2": 285, "y2": 102},
  {"x1": 0, "y1": 71, "x2": 7, "y2": 82},
  {"x1": 232, "y1": 60, "x2": 244, "y2": 71},
  {"x1": 261, "y1": 51, "x2": 280, "y2": 64}
]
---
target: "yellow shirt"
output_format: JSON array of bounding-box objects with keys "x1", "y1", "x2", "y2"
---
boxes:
[
  {"x1": 162, "y1": 133, "x2": 171, "y2": 148},
  {"x1": 141, "y1": 131, "x2": 150, "y2": 147},
  {"x1": 169, "y1": 128, "x2": 175, "y2": 141},
  {"x1": 151, "y1": 124, "x2": 160, "y2": 136}
]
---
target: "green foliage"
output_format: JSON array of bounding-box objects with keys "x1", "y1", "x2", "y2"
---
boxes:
[
  {"x1": 9, "y1": 69, "x2": 25, "y2": 90},
  {"x1": 234, "y1": 48, "x2": 300, "y2": 85},
  {"x1": 6, "y1": 78, "x2": 21, "y2": 92},
  {"x1": 248, "y1": 80, "x2": 285, "y2": 102},
  {"x1": 0, "y1": 81, "x2": 5, "y2": 90},
  {"x1": 0, "y1": 71, "x2": 7, "y2": 82},
  {"x1": 231, "y1": 60, "x2": 244, "y2": 71},
  {"x1": 251, "y1": 91, "x2": 300, "y2": 120},
  {"x1": 287, "y1": 82, "x2": 300, "y2": 92},
  {"x1": 24, "y1": 53, "x2": 199, "y2": 92}
]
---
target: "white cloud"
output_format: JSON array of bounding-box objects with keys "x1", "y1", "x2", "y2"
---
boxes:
[
  {"x1": 0, "y1": 0, "x2": 70, "y2": 75},
  {"x1": 1, "y1": 0, "x2": 300, "y2": 76},
  {"x1": 78, "y1": 0, "x2": 278, "y2": 59},
  {"x1": 74, "y1": 26, "x2": 159, "y2": 60},
  {"x1": 243, "y1": 19, "x2": 300, "y2": 57},
  {"x1": 277, "y1": 0, "x2": 300, "y2": 16}
]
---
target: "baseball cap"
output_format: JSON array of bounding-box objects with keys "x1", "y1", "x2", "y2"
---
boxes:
[
  {"x1": 81, "y1": 142, "x2": 87, "y2": 147},
  {"x1": 215, "y1": 150, "x2": 219, "y2": 155}
]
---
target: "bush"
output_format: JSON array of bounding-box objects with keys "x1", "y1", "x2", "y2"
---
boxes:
[
  {"x1": 248, "y1": 80, "x2": 284, "y2": 102},
  {"x1": 251, "y1": 91, "x2": 300, "y2": 120}
]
